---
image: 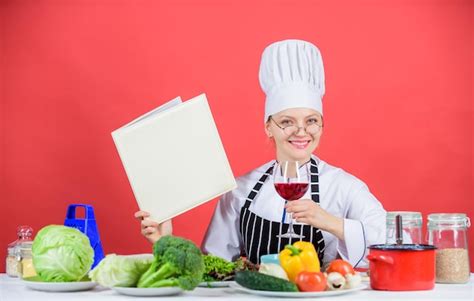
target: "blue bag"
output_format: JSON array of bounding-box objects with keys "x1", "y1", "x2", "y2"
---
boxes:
[{"x1": 64, "y1": 204, "x2": 105, "y2": 268}]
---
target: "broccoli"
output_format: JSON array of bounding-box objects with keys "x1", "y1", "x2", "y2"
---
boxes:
[{"x1": 136, "y1": 235, "x2": 205, "y2": 290}]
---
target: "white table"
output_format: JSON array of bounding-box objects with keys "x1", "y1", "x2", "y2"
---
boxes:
[{"x1": 1, "y1": 274, "x2": 473, "y2": 301}]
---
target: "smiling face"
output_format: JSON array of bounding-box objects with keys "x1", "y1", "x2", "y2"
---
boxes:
[{"x1": 265, "y1": 108, "x2": 323, "y2": 163}]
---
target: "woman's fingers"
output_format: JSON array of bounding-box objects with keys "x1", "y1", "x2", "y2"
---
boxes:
[
  {"x1": 143, "y1": 227, "x2": 157, "y2": 235},
  {"x1": 141, "y1": 219, "x2": 159, "y2": 228},
  {"x1": 134, "y1": 210, "x2": 174, "y2": 240},
  {"x1": 295, "y1": 217, "x2": 310, "y2": 224},
  {"x1": 134, "y1": 211, "x2": 150, "y2": 220},
  {"x1": 292, "y1": 211, "x2": 313, "y2": 219},
  {"x1": 286, "y1": 201, "x2": 312, "y2": 213},
  {"x1": 292, "y1": 212, "x2": 303, "y2": 218},
  {"x1": 134, "y1": 211, "x2": 172, "y2": 244},
  {"x1": 138, "y1": 215, "x2": 160, "y2": 237}
]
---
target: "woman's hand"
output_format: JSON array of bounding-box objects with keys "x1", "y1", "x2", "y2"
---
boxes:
[
  {"x1": 134, "y1": 211, "x2": 173, "y2": 244},
  {"x1": 285, "y1": 199, "x2": 344, "y2": 240}
]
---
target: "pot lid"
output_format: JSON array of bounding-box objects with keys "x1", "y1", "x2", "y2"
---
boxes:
[{"x1": 369, "y1": 244, "x2": 436, "y2": 251}]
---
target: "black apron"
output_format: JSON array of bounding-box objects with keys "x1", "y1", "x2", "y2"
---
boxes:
[{"x1": 239, "y1": 158, "x2": 326, "y2": 264}]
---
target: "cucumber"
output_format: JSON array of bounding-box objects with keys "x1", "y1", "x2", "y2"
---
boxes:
[{"x1": 235, "y1": 271, "x2": 298, "y2": 292}]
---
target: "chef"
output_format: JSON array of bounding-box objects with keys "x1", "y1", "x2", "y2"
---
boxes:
[{"x1": 135, "y1": 39, "x2": 386, "y2": 268}]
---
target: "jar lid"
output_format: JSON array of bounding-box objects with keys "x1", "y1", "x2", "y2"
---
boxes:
[
  {"x1": 386, "y1": 211, "x2": 422, "y2": 226},
  {"x1": 19, "y1": 242, "x2": 33, "y2": 257},
  {"x1": 18, "y1": 241, "x2": 33, "y2": 250},
  {"x1": 7, "y1": 246, "x2": 17, "y2": 256},
  {"x1": 8, "y1": 225, "x2": 34, "y2": 248},
  {"x1": 427, "y1": 213, "x2": 470, "y2": 228},
  {"x1": 17, "y1": 225, "x2": 33, "y2": 240}
]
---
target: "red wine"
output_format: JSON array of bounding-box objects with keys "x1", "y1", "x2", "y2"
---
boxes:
[{"x1": 274, "y1": 183, "x2": 309, "y2": 200}]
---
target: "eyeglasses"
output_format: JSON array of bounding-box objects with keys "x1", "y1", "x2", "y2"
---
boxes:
[{"x1": 270, "y1": 116, "x2": 323, "y2": 136}]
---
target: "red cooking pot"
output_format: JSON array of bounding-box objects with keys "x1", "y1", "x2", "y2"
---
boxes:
[{"x1": 367, "y1": 244, "x2": 436, "y2": 291}]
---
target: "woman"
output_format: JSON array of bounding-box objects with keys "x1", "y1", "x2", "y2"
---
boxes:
[{"x1": 135, "y1": 39, "x2": 386, "y2": 268}]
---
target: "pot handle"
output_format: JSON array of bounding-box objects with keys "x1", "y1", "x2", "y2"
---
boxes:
[{"x1": 366, "y1": 254, "x2": 394, "y2": 265}]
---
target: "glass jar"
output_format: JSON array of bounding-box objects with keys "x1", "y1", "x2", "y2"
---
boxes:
[
  {"x1": 19, "y1": 242, "x2": 37, "y2": 279},
  {"x1": 6, "y1": 225, "x2": 34, "y2": 278},
  {"x1": 6, "y1": 246, "x2": 20, "y2": 277},
  {"x1": 428, "y1": 213, "x2": 470, "y2": 284},
  {"x1": 386, "y1": 211, "x2": 422, "y2": 244}
]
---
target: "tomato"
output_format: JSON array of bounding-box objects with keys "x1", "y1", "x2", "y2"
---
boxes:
[
  {"x1": 326, "y1": 259, "x2": 355, "y2": 276},
  {"x1": 295, "y1": 271, "x2": 327, "y2": 292}
]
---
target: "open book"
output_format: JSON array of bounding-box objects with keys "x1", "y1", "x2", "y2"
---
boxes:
[{"x1": 111, "y1": 93, "x2": 237, "y2": 223}]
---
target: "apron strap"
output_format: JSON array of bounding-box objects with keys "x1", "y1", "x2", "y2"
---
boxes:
[
  {"x1": 309, "y1": 158, "x2": 320, "y2": 204},
  {"x1": 242, "y1": 164, "x2": 274, "y2": 209}
]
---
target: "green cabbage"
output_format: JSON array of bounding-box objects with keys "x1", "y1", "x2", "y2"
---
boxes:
[
  {"x1": 32, "y1": 225, "x2": 94, "y2": 282},
  {"x1": 89, "y1": 254, "x2": 153, "y2": 287}
]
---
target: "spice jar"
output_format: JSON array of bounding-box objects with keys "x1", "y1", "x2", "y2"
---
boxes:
[
  {"x1": 428, "y1": 213, "x2": 470, "y2": 284},
  {"x1": 386, "y1": 211, "x2": 422, "y2": 244},
  {"x1": 6, "y1": 246, "x2": 20, "y2": 277},
  {"x1": 19, "y1": 242, "x2": 37, "y2": 279},
  {"x1": 6, "y1": 225, "x2": 34, "y2": 278}
]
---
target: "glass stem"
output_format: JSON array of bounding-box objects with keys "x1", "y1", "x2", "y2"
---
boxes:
[{"x1": 288, "y1": 213, "x2": 296, "y2": 234}]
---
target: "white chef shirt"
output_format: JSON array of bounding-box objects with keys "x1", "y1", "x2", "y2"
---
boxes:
[{"x1": 201, "y1": 155, "x2": 386, "y2": 268}]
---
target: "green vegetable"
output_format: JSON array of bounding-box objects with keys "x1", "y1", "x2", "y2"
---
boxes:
[
  {"x1": 137, "y1": 235, "x2": 205, "y2": 290},
  {"x1": 32, "y1": 225, "x2": 94, "y2": 282},
  {"x1": 235, "y1": 271, "x2": 299, "y2": 292},
  {"x1": 202, "y1": 254, "x2": 240, "y2": 282},
  {"x1": 89, "y1": 254, "x2": 153, "y2": 287}
]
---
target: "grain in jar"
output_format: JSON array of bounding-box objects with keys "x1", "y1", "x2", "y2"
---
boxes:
[
  {"x1": 428, "y1": 213, "x2": 470, "y2": 284},
  {"x1": 5, "y1": 225, "x2": 34, "y2": 278},
  {"x1": 435, "y1": 248, "x2": 470, "y2": 283},
  {"x1": 5, "y1": 246, "x2": 20, "y2": 277},
  {"x1": 19, "y1": 243, "x2": 37, "y2": 279}
]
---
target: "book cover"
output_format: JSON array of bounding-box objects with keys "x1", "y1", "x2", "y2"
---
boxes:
[{"x1": 112, "y1": 93, "x2": 237, "y2": 223}]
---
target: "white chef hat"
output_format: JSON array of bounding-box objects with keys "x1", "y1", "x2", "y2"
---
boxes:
[{"x1": 259, "y1": 39, "x2": 326, "y2": 122}]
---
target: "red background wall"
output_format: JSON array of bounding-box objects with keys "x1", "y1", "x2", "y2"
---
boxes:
[{"x1": 1, "y1": 0, "x2": 473, "y2": 272}]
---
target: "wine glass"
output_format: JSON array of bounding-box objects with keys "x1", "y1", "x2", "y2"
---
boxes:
[{"x1": 273, "y1": 160, "x2": 309, "y2": 239}]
